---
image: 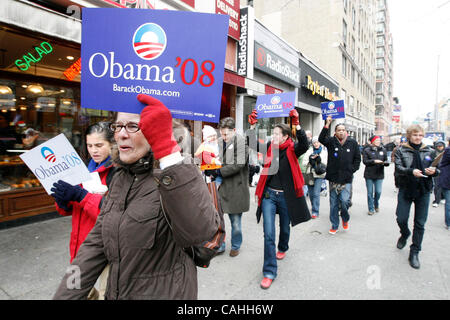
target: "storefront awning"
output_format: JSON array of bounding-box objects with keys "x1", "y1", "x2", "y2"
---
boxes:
[{"x1": 0, "y1": 0, "x2": 81, "y2": 44}]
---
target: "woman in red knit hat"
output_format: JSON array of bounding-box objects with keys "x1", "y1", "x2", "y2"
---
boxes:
[{"x1": 362, "y1": 135, "x2": 389, "y2": 215}]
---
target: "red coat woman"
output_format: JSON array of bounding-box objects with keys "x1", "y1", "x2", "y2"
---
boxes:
[{"x1": 52, "y1": 122, "x2": 115, "y2": 263}]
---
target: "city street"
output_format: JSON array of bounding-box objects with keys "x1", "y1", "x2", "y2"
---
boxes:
[{"x1": 0, "y1": 165, "x2": 449, "y2": 300}]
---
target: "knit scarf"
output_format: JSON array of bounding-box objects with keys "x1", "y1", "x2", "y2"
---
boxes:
[
  {"x1": 255, "y1": 138, "x2": 304, "y2": 206},
  {"x1": 87, "y1": 156, "x2": 111, "y2": 173},
  {"x1": 406, "y1": 142, "x2": 427, "y2": 199},
  {"x1": 313, "y1": 145, "x2": 322, "y2": 155}
]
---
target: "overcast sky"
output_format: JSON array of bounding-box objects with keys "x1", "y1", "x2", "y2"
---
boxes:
[{"x1": 389, "y1": 0, "x2": 450, "y2": 122}]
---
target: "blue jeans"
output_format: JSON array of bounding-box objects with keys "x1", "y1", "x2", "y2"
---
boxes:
[
  {"x1": 395, "y1": 189, "x2": 430, "y2": 253},
  {"x1": 308, "y1": 178, "x2": 324, "y2": 216},
  {"x1": 329, "y1": 183, "x2": 352, "y2": 230},
  {"x1": 443, "y1": 188, "x2": 450, "y2": 228},
  {"x1": 261, "y1": 188, "x2": 291, "y2": 280},
  {"x1": 218, "y1": 213, "x2": 242, "y2": 252},
  {"x1": 365, "y1": 179, "x2": 383, "y2": 212}
]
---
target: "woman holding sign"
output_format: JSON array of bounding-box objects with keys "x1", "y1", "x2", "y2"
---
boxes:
[
  {"x1": 247, "y1": 108, "x2": 310, "y2": 290},
  {"x1": 53, "y1": 94, "x2": 220, "y2": 300},
  {"x1": 51, "y1": 122, "x2": 116, "y2": 264}
]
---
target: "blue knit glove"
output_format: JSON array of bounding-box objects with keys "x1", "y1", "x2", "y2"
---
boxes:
[{"x1": 50, "y1": 180, "x2": 88, "y2": 209}]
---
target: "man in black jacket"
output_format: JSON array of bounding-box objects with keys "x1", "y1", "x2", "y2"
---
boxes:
[
  {"x1": 319, "y1": 116, "x2": 361, "y2": 234},
  {"x1": 394, "y1": 124, "x2": 439, "y2": 269}
]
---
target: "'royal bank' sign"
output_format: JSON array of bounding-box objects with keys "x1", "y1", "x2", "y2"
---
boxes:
[
  {"x1": 81, "y1": 9, "x2": 228, "y2": 122},
  {"x1": 254, "y1": 42, "x2": 300, "y2": 87}
]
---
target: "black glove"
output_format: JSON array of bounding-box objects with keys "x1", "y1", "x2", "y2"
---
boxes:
[
  {"x1": 50, "y1": 180, "x2": 88, "y2": 209},
  {"x1": 309, "y1": 155, "x2": 321, "y2": 166},
  {"x1": 204, "y1": 169, "x2": 221, "y2": 179}
]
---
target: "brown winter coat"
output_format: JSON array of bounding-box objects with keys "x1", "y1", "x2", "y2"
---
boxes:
[
  {"x1": 53, "y1": 157, "x2": 220, "y2": 300},
  {"x1": 217, "y1": 133, "x2": 250, "y2": 214}
]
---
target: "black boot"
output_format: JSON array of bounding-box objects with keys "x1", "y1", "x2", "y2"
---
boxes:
[
  {"x1": 396, "y1": 236, "x2": 407, "y2": 249},
  {"x1": 409, "y1": 251, "x2": 420, "y2": 269}
]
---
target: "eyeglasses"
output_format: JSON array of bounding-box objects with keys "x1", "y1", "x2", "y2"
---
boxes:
[{"x1": 109, "y1": 122, "x2": 140, "y2": 133}]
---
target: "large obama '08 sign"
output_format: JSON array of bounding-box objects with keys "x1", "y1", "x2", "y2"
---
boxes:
[{"x1": 82, "y1": 8, "x2": 229, "y2": 122}]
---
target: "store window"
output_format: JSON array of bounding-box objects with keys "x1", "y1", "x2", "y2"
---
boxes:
[
  {"x1": 342, "y1": 54, "x2": 347, "y2": 77},
  {"x1": 0, "y1": 78, "x2": 113, "y2": 194}
]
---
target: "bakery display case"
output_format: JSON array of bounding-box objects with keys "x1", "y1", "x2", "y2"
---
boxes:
[{"x1": 0, "y1": 151, "x2": 55, "y2": 222}]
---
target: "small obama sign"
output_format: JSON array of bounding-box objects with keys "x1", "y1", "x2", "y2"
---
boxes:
[
  {"x1": 320, "y1": 100, "x2": 345, "y2": 120},
  {"x1": 20, "y1": 134, "x2": 91, "y2": 194},
  {"x1": 255, "y1": 92, "x2": 296, "y2": 119},
  {"x1": 81, "y1": 8, "x2": 229, "y2": 123}
]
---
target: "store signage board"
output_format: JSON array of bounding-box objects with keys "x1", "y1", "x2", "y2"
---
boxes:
[
  {"x1": 15, "y1": 42, "x2": 53, "y2": 72},
  {"x1": 424, "y1": 132, "x2": 445, "y2": 142},
  {"x1": 215, "y1": 0, "x2": 240, "y2": 40},
  {"x1": 64, "y1": 58, "x2": 81, "y2": 81},
  {"x1": 237, "y1": 7, "x2": 248, "y2": 76},
  {"x1": 321, "y1": 100, "x2": 345, "y2": 120},
  {"x1": 81, "y1": 8, "x2": 228, "y2": 123},
  {"x1": 19, "y1": 134, "x2": 91, "y2": 195},
  {"x1": 393, "y1": 104, "x2": 401, "y2": 112},
  {"x1": 254, "y1": 42, "x2": 300, "y2": 87},
  {"x1": 255, "y1": 91, "x2": 295, "y2": 119},
  {"x1": 100, "y1": 0, "x2": 194, "y2": 9}
]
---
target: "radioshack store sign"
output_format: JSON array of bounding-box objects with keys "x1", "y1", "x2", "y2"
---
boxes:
[{"x1": 254, "y1": 42, "x2": 300, "y2": 87}]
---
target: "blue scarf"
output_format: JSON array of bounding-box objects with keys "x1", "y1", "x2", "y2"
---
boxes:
[
  {"x1": 313, "y1": 145, "x2": 322, "y2": 155},
  {"x1": 87, "y1": 156, "x2": 111, "y2": 173}
]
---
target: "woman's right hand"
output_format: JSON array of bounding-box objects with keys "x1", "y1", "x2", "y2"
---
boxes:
[{"x1": 137, "y1": 94, "x2": 181, "y2": 160}]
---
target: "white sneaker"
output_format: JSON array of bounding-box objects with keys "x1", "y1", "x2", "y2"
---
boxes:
[
  {"x1": 441, "y1": 200, "x2": 446, "y2": 204},
  {"x1": 432, "y1": 203, "x2": 439, "y2": 208}
]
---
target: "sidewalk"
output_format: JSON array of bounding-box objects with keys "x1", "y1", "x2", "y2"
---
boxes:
[{"x1": 0, "y1": 165, "x2": 449, "y2": 299}]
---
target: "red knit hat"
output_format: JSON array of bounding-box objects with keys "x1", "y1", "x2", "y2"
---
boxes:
[{"x1": 370, "y1": 135, "x2": 380, "y2": 144}]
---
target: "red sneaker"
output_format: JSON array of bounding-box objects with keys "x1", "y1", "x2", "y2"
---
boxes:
[
  {"x1": 260, "y1": 277, "x2": 273, "y2": 289},
  {"x1": 276, "y1": 251, "x2": 286, "y2": 260},
  {"x1": 329, "y1": 228, "x2": 338, "y2": 235},
  {"x1": 343, "y1": 221, "x2": 349, "y2": 230}
]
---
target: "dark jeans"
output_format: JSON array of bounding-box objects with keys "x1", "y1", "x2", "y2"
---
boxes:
[
  {"x1": 218, "y1": 213, "x2": 242, "y2": 251},
  {"x1": 329, "y1": 183, "x2": 352, "y2": 230},
  {"x1": 365, "y1": 178, "x2": 383, "y2": 212},
  {"x1": 261, "y1": 188, "x2": 290, "y2": 280},
  {"x1": 433, "y1": 177, "x2": 443, "y2": 203},
  {"x1": 395, "y1": 189, "x2": 431, "y2": 253},
  {"x1": 308, "y1": 178, "x2": 324, "y2": 216}
]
